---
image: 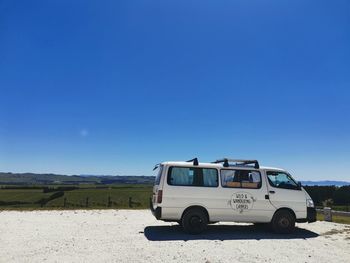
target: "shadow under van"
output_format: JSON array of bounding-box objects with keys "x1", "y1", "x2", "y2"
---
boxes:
[{"x1": 144, "y1": 224, "x2": 319, "y2": 241}]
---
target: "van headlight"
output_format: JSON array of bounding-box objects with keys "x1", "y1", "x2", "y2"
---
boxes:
[{"x1": 306, "y1": 199, "x2": 314, "y2": 208}]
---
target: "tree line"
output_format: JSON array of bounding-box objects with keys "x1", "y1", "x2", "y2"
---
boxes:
[{"x1": 304, "y1": 185, "x2": 350, "y2": 206}]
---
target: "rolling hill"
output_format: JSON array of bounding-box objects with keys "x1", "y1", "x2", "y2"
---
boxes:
[{"x1": 0, "y1": 172, "x2": 155, "y2": 185}]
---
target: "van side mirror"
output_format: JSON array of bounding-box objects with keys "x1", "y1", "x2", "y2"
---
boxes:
[{"x1": 297, "y1": 182, "x2": 302, "y2": 189}]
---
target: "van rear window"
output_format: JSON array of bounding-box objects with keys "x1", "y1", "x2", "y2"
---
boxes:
[
  {"x1": 167, "y1": 167, "x2": 218, "y2": 187},
  {"x1": 154, "y1": 165, "x2": 163, "y2": 185}
]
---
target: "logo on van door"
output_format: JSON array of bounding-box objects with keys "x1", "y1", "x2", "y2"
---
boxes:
[{"x1": 230, "y1": 192, "x2": 256, "y2": 213}]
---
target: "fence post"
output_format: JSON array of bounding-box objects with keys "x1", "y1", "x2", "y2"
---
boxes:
[
  {"x1": 63, "y1": 197, "x2": 67, "y2": 207},
  {"x1": 129, "y1": 197, "x2": 132, "y2": 208},
  {"x1": 86, "y1": 197, "x2": 89, "y2": 208},
  {"x1": 324, "y1": 207, "x2": 332, "y2": 222}
]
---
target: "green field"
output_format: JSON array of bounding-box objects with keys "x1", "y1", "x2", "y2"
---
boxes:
[
  {"x1": 317, "y1": 212, "x2": 350, "y2": 225},
  {"x1": 0, "y1": 184, "x2": 153, "y2": 210}
]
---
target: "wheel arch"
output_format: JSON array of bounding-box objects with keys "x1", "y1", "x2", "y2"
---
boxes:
[
  {"x1": 272, "y1": 207, "x2": 296, "y2": 221},
  {"x1": 181, "y1": 205, "x2": 210, "y2": 222}
]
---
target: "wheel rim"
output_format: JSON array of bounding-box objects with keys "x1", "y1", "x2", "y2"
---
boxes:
[
  {"x1": 190, "y1": 215, "x2": 203, "y2": 231},
  {"x1": 278, "y1": 217, "x2": 290, "y2": 228}
]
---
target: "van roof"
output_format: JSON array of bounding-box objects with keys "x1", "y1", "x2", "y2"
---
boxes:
[{"x1": 160, "y1": 161, "x2": 286, "y2": 172}]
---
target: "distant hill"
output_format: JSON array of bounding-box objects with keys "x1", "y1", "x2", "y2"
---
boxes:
[
  {"x1": 1, "y1": 172, "x2": 348, "y2": 186},
  {"x1": 0, "y1": 172, "x2": 155, "y2": 185},
  {"x1": 300, "y1": 180, "x2": 350, "y2": 186}
]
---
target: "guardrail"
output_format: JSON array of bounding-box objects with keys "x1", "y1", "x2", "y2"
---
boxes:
[{"x1": 316, "y1": 207, "x2": 350, "y2": 222}]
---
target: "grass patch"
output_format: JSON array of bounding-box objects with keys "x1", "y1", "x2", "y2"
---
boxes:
[
  {"x1": 47, "y1": 187, "x2": 152, "y2": 208},
  {"x1": 0, "y1": 184, "x2": 152, "y2": 210},
  {"x1": 0, "y1": 189, "x2": 53, "y2": 203},
  {"x1": 317, "y1": 212, "x2": 350, "y2": 225}
]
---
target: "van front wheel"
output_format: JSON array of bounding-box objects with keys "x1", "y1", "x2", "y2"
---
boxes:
[
  {"x1": 271, "y1": 210, "x2": 295, "y2": 234},
  {"x1": 182, "y1": 208, "x2": 208, "y2": 234}
]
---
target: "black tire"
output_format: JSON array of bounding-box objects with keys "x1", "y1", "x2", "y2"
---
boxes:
[
  {"x1": 271, "y1": 210, "x2": 295, "y2": 234},
  {"x1": 182, "y1": 208, "x2": 208, "y2": 234}
]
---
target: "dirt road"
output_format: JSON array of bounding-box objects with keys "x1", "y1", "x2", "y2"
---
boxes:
[{"x1": 0, "y1": 210, "x2": 349, "y2": 262}]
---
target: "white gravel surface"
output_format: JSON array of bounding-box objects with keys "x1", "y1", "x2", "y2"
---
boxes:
[{"x1": 0, "y1": 210, "x2": 349, "y2": 263}]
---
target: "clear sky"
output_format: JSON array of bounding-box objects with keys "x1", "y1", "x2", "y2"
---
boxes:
[{"x1": 0, "y1": 1, "x2": 349, "y2": 181}]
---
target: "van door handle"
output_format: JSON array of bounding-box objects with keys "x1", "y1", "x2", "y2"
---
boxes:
[{"x1": 269, "y1": 191, "x2": 275, "y2": 194}]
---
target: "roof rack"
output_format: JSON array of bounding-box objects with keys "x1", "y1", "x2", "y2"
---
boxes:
[
  {"x1": 187, "y1": 158, "x2": 199, "y2": 166},
  {"x1": 212, "y1": 158, "x2": 259, "y2": 169},
  {"x1": 153, "y1": 158, "x2": 199, "y2": 170}
]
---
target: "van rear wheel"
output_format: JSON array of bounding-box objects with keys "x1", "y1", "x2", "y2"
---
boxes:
[
  {"x1": 271, "y1": 210, "x2": 295, "y2": 234},
  {"x1": 182, "y1": 208, "x2": 208, "y2": 234}
]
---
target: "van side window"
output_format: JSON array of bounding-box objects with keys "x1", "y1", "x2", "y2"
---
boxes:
[
  {"x1": 221, "y1": 169, "x2": 261, "y2": 189},
  {"x1": 167, "y1": 167, "x2": 218, "y2": 187},
  {"x1": 267, "y1": 171, "x2": 299, "y2": 190}
]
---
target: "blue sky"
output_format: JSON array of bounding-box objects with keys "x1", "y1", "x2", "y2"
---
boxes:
[{"x1": 0, "y1": 0, "x2": 349, "y2": 180}]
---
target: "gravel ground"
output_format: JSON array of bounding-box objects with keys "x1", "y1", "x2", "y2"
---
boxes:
[{"x1": 0, "y1": 210, "x2": 349, "y2": 263}]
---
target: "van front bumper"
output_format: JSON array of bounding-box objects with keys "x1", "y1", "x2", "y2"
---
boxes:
[
  {"x1": 307, "y1": 207, "x2": 316, "y2": 223},
  {"x1": 296, "y1": 207, "x2": 317, "y2": 223},
  {"x1": 149, "y1": 199, "x2": 161, "y2": 220}
]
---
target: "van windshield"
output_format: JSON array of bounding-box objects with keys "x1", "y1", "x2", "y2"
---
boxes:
[
  {"x1": 154, "y1": 165, "x2": 163, "y2": 185},
  {"x1": 267, "y1": 171, "x2": 299, "y2": 190}
]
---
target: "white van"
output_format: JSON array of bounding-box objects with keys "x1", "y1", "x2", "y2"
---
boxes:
[{"x1": 150, "y1": 158, "x2": 316, "y2": 234}]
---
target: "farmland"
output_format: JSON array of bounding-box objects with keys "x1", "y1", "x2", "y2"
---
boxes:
[{"x1": 0, "y1": 184, "x2": 153, "y2": 210}]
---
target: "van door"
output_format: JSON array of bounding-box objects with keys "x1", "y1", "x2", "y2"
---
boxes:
[
  {"x1": 265, "y1": 170, "x2": 307, "y2": 219},
  {"x1": 218, "y1": 168, "x2": 275, "y2": 222}
]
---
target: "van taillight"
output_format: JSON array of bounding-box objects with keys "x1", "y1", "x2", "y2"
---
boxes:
[{"x1": 157, "y1": 190, "x2": 163, "y2": 203}]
